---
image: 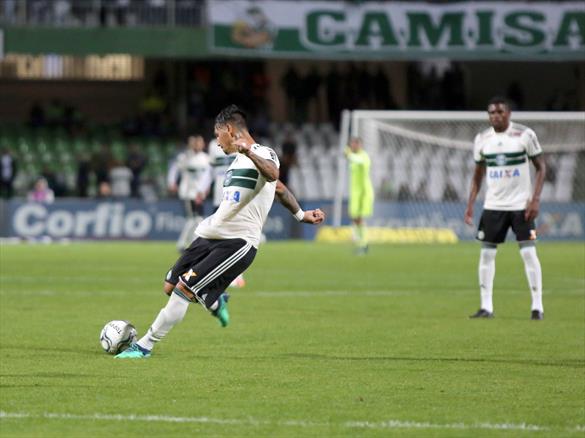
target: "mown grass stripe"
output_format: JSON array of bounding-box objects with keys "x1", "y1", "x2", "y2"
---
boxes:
[{"x1": 1, "y1": 411, "x2": 572, "y2": 432}]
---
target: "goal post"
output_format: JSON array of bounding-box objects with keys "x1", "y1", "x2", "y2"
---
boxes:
[{"x1": 331, "y1": 110, "x2": 585, "y2": 241}]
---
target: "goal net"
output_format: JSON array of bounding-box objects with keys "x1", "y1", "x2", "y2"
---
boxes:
[{"x1": 333, "y1": 111, "x2": 585, "y2": 241}]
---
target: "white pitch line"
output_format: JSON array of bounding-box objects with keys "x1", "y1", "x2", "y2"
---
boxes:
[{"x1": 1, "y1": 411, "x2": 582, "y2": 432}]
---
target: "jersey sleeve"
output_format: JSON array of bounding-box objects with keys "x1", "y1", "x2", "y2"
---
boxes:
[
  {"x1": 254, "y1": 145, "x2": 280, "y2": 168},
  {"x1": 473, "y1": 133, "x2": 484, "y2": 163},
  {"x1": 522, "y1": 128, "x2": 543, "y2": 157}
]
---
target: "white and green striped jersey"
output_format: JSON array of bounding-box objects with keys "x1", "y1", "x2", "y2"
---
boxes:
[
  {"x1": 208, "y1": 139, "x2": 237, "y2": 207},
  {"x1": 196, "y1": 144, "x2": 280, "y2": 248},
  {"x1": 168, "y1": 150, "x2": 212, "y2": 201},
  {"x1": 473, "y1": 121, "x2": 543, "y2": 211}
]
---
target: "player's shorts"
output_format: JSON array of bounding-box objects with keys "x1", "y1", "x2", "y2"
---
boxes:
[
  {"x1": 349, "y1": 192, "x2": 374, "y2": 219},
  {"x1": 477, "y1": 209, "x2": 536, "y2": 244},
  {"x1": 165, "y1": 237, "x2": 256, "y2": 307}
]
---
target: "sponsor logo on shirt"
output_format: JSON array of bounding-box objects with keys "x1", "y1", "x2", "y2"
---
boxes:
[
  {"x1": 223, "y1": 170, "x2": 233, "y2": 187},
  {"x1": 488, "y1": 169, "x2": 520, "y2": 179},
  {"x1": 495, "y1": 154, "x2": 507, "y2": 166},
  {"x1": 182, "y1": 269, "x2": 197, "y2": 281}
]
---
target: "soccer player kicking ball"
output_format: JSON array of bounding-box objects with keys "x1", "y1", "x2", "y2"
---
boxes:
[
  {"x1": 464, "y1": 97, "x2": 546, "y2": 320},
  {"x1": 117, "y1": 105, "x2": 325, "y2": 358}
]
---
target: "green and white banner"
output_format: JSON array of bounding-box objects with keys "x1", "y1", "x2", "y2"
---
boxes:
[{"x1": 208, "y1": 1, "x2": 585, "y2": 60}]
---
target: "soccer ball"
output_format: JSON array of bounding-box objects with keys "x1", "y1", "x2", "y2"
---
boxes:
[{"x1": 99, "y1": 320, "x2": 137, "y2": 354}]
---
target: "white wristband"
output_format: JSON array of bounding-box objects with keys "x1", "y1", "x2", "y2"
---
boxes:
[{"x1": 294, "y1": 209, "x2": 305, "y2": 222}]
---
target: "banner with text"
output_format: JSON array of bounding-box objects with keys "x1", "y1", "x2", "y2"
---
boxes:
[
  {"x1": 208, "y1": 1, "x2": 585, "y2": 60},
  {"x1": 300, "y1": 201, "x2": 585, "y2": 241},
  {"x1": 0, "y1": 199, "x2": 295, "y2": 241}
]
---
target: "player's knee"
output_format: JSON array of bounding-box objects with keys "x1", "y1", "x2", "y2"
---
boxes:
[
  {"x1": 480, "y1": 246, "x2": 497, "y2": 264},
  {"x1": 519, "y1": 244, "x2": 538, "y2": 262},
  {"x1": 163, "y1": 281, "x2": 175, "y2": 296}
]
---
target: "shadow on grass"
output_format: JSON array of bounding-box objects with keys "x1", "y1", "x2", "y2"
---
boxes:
[{"x1": 282, "y1": 353, "x2": 585, "y2": 369}]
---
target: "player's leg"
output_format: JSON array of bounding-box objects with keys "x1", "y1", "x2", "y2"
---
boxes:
[
  {"x1": 512, "y1": 212, "x2": 543, "y2": 319},
  {"x1": 351, "y1": 217, "x2": 366, "y2": 253},
  {"x1": 470, "y1": 210, "x2": 508, "y2": 318},
  {"x1": 348, "y1": 199, "x2": 360, "y2": 246},
  {"x1": 177, "y1": 199, "x2": 196, "y2": 251},
  {"x1": 179, "y1": 239, "x2": 256, "y2": 323},
  {"x1": 229, "y1": 273, "x2": 246, "y2": 288},
  {"x1": 476, "y1": 242, "x2": 497, "y2": 317},
  {"x1": 116, "y1": 239, "x2": 212, "y2": 358},
  {"x1": 357, "y1": 192, "x2": 374, "y2": 254}
]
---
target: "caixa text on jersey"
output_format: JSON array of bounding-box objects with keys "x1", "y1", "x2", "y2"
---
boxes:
[{"x1": 488, "y1": 169, "x2": 521, "y2": 179}]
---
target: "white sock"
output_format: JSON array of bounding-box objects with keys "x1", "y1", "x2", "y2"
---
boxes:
[
  {"x1": 137, "y1": 292, "x2": 190, "y2": 351},
  {"x1": 479, "y1": 247, "x2": 497, "y2": 313},
  {"x1": 520, "y1": 246, "x2": 543, "y2": 312}
]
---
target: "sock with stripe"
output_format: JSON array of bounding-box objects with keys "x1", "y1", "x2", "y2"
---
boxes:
[
  {"x1": 520, "y1": 245, "x2": 543, "y2": 313},
  {"x1": 137, "y1": 290, "x2": 190, "y2": 352},
  {"x1": 478, "y1": 247, "x2": 497, "y2": 313}
]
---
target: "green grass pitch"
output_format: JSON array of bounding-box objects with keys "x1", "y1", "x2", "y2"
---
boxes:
[{"x1": 0, "y1": 241, "x2": 583, "y2": 437}]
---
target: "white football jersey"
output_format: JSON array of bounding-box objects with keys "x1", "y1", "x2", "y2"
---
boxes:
[
  {"x1": 168, "y1": 150, "x2": 212, "y2": 201},
  {"x1": 473, "y1": 122, "x2": 543, "y2": 210},
  {"x1": 208, "y1": 140, "x2": 237, "y2": 207},
  {"x1": 196, "y1": 144, "x2": 280, "y2": 248}
]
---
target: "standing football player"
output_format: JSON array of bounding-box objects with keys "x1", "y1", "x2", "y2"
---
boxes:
[
  {"x1": 345, "y1": 137, "x2": 374, "y2": 255},
  {"x1": 168, "y1": 135, "x2": 212, "y2": 251},
  {"x1": 464, "y1": 97, "x2": 546, "y2": 320},
  {"x1": 117, "y1": 105, "x2": 325, "y2": 358}
]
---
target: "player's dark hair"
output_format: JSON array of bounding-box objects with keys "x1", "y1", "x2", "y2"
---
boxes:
[
  {"x1": 215, "y1": 104, "x2": 248, "y2": 130},
  {"x1": 487, "y1": 96, "x2": 511, "y2": 110}
]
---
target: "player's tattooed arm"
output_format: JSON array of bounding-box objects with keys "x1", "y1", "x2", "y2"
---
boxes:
[
  {"x1": 275, "y1": 180, "x2": 301, "y2": 212},
  {"x1": 275, "y1": 180, "x2": 325, "y2": 224},
  {"x1": 234, "y1": 140, "x2": 279, "y2": 181}
]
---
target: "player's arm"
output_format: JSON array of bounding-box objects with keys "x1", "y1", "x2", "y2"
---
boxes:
[
  {"x1": 236, "y1": 141, "x2": 279, "y2": 182},
  {"x1": 464, "y1": 163, "x2": 486, "y2": 225},
  {"x1": 196, "y1": 164, "x2": 213, "y2": 205},
  {"x1": 524, "y1": 129, "x2": 546, "y2": 221},
  {"x1": 525, "y1": 155, "x2": 546, "y2": 221},
  {"x1": 275, "y1": 180, "x2": 325, "y2": 224},
  {"x1": 167, "y1": 160, "x2": 179, "y2": 194}
]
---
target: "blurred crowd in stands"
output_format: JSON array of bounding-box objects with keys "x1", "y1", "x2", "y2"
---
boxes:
[{"x1": 0, "y1": 58, "x2": 581, "y2": 201}]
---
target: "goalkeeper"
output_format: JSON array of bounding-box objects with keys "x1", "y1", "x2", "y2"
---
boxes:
[{"x1": 345, "y1": 137, "x2": 374, "y2": 254}]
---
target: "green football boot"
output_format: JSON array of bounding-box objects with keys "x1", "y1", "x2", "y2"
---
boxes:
[
  {"x1": 115, "y1": 343, "x2": 151, "y2": 359},
  {"x1": 211, "y1": 293, "x2": 230, "y2": 327}
]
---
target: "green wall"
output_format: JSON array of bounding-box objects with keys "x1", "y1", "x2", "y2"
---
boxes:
[{"x1": 2, "y1": 26, "x2": 210, "y2": 58}]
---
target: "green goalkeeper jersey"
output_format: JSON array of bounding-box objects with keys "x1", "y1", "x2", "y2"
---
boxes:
[{"x1": 346, "y1": 148, "x2": 374, "y2": 218}]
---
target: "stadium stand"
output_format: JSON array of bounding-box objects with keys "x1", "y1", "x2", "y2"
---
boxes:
[{"x1": 1, "y1": 121, "x2": 583, "y2": 203}]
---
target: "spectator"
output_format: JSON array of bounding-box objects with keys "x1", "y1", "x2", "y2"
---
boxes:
[
  {"x1": 41, "y1": 165, "x2": 67, "y2": 197},
  {"x1": 0, "y1": 147, "x2": 17, "y2": 199},
  {"x1": 76, "y1": 153, "x2": 91, "y2": 197},
  {"x1": 93, "y1": 143, "x2": 114, "y2": 187},
  {"x1": 279, "y1": 132, "x2": 297, "y2": 186},
  {"x1": 126, "y1": 143, "x2": 148, "y2": 198},
  {"x1": 28, "y1": 177, "x2": 54, "y2": 204},
  {"x1": 98, "y1": 181, "x2": 112, "y2": 198},
  {"x1": 110, "y1": 160, "x2": 133, "y2": 198}
]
